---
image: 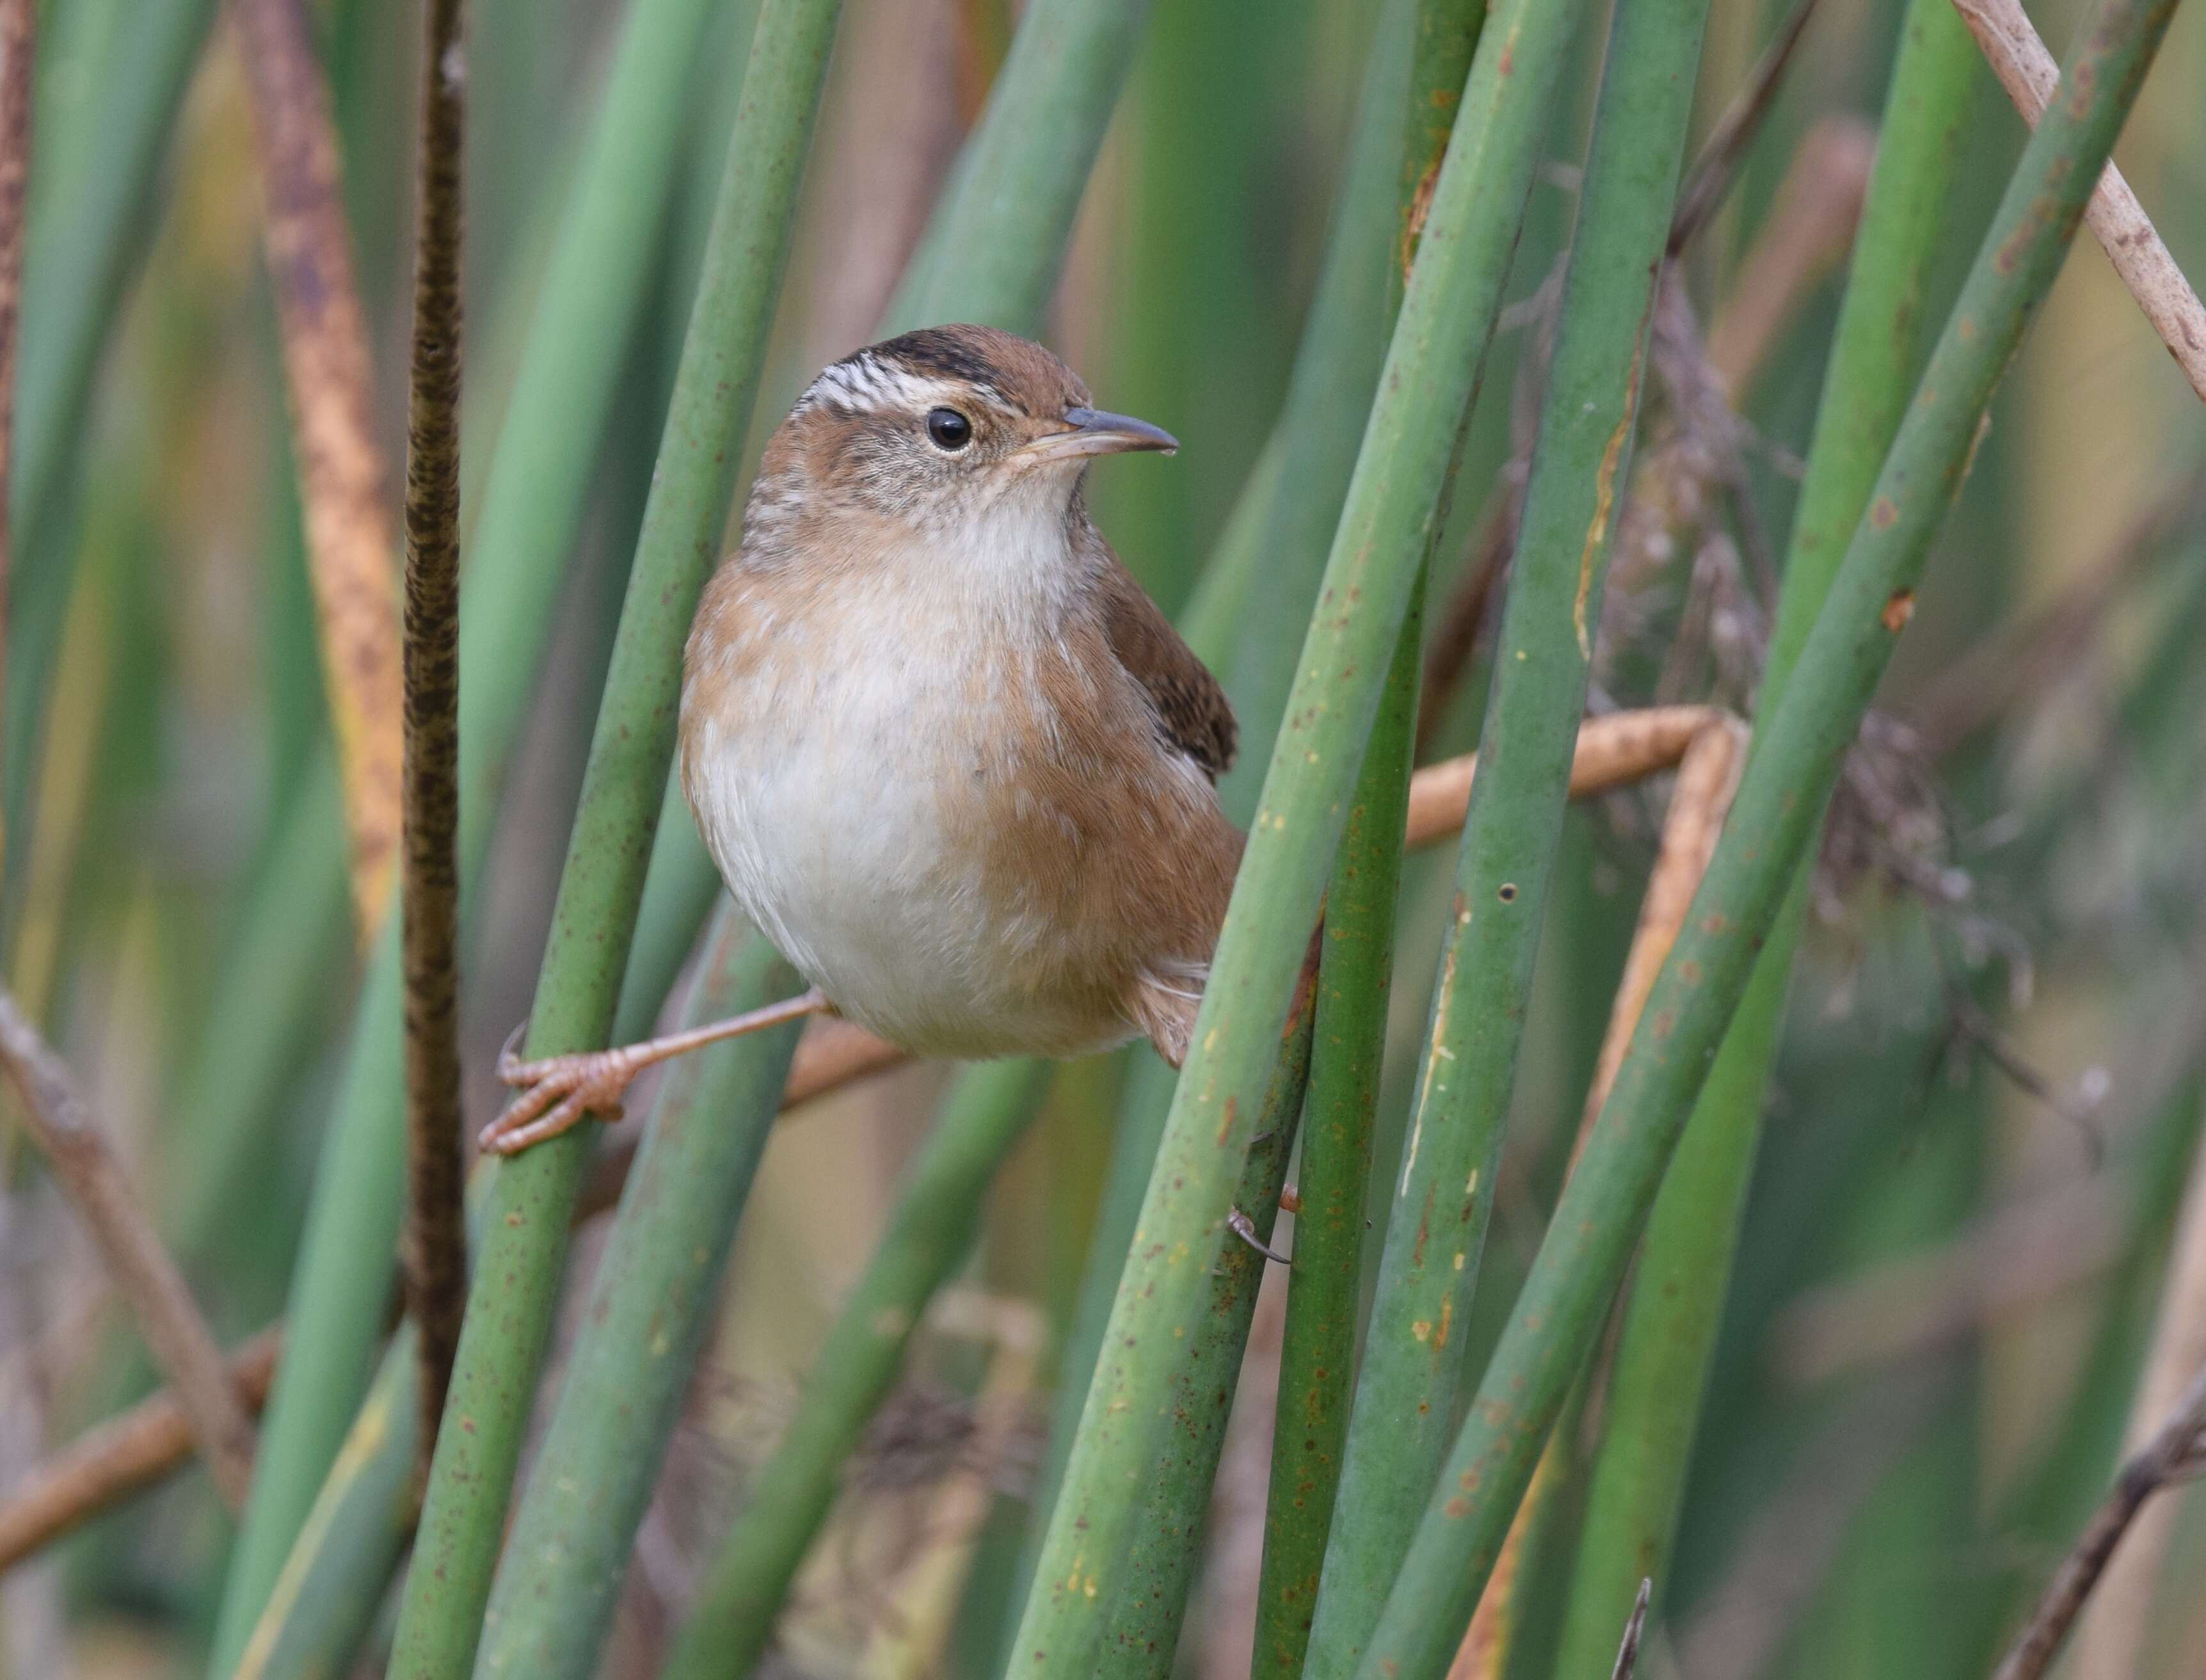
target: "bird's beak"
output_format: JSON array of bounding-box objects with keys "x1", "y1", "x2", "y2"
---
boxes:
[{"x1": 1014, "y1": 406, "x2": 1179, "y2": 465}]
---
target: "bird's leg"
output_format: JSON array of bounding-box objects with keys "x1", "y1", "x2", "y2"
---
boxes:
[{"x1": 480, "y1": 988, "x2": 833, "y2": 1156}]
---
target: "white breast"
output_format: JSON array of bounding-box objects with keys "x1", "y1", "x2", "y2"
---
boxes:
[{"x1": 681, "y1": 525, "x2": 1137, "y2": 1059}]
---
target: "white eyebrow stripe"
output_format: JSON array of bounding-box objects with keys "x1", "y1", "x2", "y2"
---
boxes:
[{"x1": 794, "y1": 350, "x2": 1010, "y2": 419}]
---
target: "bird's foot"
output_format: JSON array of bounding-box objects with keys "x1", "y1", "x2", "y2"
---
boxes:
[
  {"x1": 482, "y1": 1034, "x2": 648, "y2": 1155},
  {"x1": 480, "y1": 987, "x2": 836, "y2": 1156},
  {"x1": 1227, "y1": 1206, "x2": 1290, "y2": 1266}
]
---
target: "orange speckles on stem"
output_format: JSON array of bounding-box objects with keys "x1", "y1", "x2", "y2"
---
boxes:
[
  {"x1": 1573, "y1": 366, "x2": 1641, "y2": 659},
  {"x1": 1881, "y1": 588, "x2": 1915, "y2": 631},
  {"x1": 1401, "y1": 161, "x2": 1443, "y2": 281},
  {"x1": 1869, "y1": 495, "x2": 1899, "y2": 529}
]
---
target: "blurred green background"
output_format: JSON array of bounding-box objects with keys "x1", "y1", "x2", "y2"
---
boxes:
[{"x1": 4, "y1": 0, "x2": 2205, "y2": 1674}]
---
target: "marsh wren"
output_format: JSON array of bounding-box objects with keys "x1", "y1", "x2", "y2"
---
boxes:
[{"x1": 483, "y1": 325, "x2": 1243, "y2": 1153}]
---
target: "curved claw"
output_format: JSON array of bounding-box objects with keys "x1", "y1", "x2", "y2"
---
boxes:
[
  {"x1": 1227, "y1": 1206, "x2": 1290, "y2": 1266},
  {"x1": 495, "y1": 1018, "x2": 531, "y2": 1084}
]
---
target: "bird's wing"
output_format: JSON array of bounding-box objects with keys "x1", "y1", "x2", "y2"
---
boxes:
[{"x1": 1096, "y1": 547, "x2": 1238, "y2": 783}]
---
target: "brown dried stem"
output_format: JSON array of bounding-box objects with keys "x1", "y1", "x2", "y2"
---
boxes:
[
  {"x1": 0, "y1": 0, "x2": 31, "y2": 790},
  {"x1": 0, "y1": 1331, "x2": 280, "y2": 1571},
  {"x1": 2073, "y1": 1121, "x2": 2206, "y2": 1677},
  {"x1": 232, "y1": 0, "x2": 405, "y2": 931},
  {"x1": 1953, "y1": 0, "x2": 2206, "y2": 404},
  {"x1": 0, "y1": 993, "x2": 257, "y2": 1510},
  {"x1": 1992, "y1": 1357, "x2": 2206, "y2": 1680},
  {"x1": 1404, "y1": 705, "x2": 1725, "y2": 849},
  {"x1": 399, "y1": 0, "x2": 468, "y2": 1464},
  {"x1": 1610, "y1": 1578, "x2": 1652, "y2": 1680}
]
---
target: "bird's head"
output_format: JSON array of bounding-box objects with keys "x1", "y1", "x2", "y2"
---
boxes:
[{"x1": 749, "y1": 324, "x2": 1176, "y2": 548}]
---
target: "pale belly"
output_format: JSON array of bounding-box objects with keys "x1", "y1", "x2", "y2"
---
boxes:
[{"x1": 681, "y1": 647, "x2": 1142, "y2": 1060}]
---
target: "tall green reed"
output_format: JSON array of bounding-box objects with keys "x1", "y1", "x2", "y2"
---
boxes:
[
  {"x1": 1352, "y1": 3, "x2": 2183, "y2": 1670},
  {"x1": 1007, "y1": 0, "x2": 1591, "y2": 1663},
  {"x1": 384, "y1": 3, "x2": 844, "y2": 1669},
  {"x1": 209, "y1": 0, "x2": 746, "y2": 1656},
  {"x1": 1551, "y1": 2, "x2": 1981, "y2": 1662},
  {"x1": 1299, "y1": 0, "x2": 1704, "y2": 1665}
]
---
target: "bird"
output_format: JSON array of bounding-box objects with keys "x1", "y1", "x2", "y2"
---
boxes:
[{"x1": 481, "y1": 324, "x2": 1247, "y2": 1156}]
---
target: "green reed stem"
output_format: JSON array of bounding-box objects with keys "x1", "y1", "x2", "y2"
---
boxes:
[
  {"x1": 1252, "y1": 579, "x2": 1420, "y2": 1676},
  {"x1": 883, "y1": 0, "x2": 1149, "y2": 338},
  {"x1": 474, "y1": 927, "x2": 806, "y2": 1677},
  {"x1": 1005, "y1": 0, "x2": 1583, "y2": 1661},
  {"x1": 1352, "y1": 5, "x2": 2182, "y2": 1671},
  {"x1": 209, "y1": 0, "x2": 740, "y2": 1656},
  {"x1": 1302, "y1": 0, "x2": 1711, "y2": 1667},
  {"x1": 4, "y1": 0, "x2": 213, "y2": 934},
  {"x1": 1245, "y1": 0, "x2": 1453, "y2": 1594},
  {"x1": 1213, "y1": 0, "x2": 1418, "y2": 810},
  {"x1": 465, "y1": 0, "x2": 1158, "y2": 1665},
  {"x1": 232, "y1": 1329, "x2": 420, "y2": 1680},
  {"x1": 658, "y1": 1059, "x2": 1048, "y2": 1679},
  {"x1": 385, "y1": 3, "x2": 841, "y2": 1670},
  {"x1": 1549, "y1": 2, "x2": 1979, "y2": 1665}
]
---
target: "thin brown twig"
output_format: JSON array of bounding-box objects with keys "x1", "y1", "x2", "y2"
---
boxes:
[
  {"x1": 1940, "y1": 986, "x2": 2108, "y2": 1167},
  {"x1": 232, "y1": 0, "x2": 406, "y2": 932},
  {"x1": 0, "y1": 0, "x2": 32, "y2": 828},
  {"x1": 0, "y1": 1331, "x2": 280, "y2": 1571},
  {"x1": 1992, "y1": 1358, "x2": 2206, "y2": 1680},
  {"x1": 399, "y1": 0, "x2": 468, "y2": 1468},
  {"x1": 1610, "y1": 1578, "x2": 1652, "y2": 1680},
  {"x1": 1952, "y1": 0, "x2": 2206, "y2": 404},
  {"x1": 0, "y1": 993, "x2": 257, "y2": 1510},
  {"x1": 2074, "y1": 1117, "x2": 2206, "y2": 1677},
  {"x1": 1405, "y1": 705, "x2": 1726, "y2": 850},
  {"x1": 0, "y1": 1020, "x2": 906, "y2": 1568},
  {"x1": 1668, "y1": 0, "x2": 1824, "y2": 255}
]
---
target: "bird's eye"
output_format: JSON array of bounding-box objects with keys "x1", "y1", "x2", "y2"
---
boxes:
[{"x1": 925, "y1": 408, "x2": 973, "y2": 451}]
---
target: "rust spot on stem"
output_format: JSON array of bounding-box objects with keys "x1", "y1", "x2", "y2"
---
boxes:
[{"x1": 1574, "y1": 318, "x2": 1650, "y2": 658}]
